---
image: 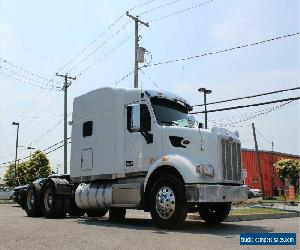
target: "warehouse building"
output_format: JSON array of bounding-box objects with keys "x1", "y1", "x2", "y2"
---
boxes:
[{"x1": 241, "y1": 149, "x2": 300, "y2": 196}]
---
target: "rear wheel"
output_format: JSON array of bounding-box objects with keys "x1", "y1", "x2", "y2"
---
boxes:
[
  {"x1": 198, "y1": 203, "x2": 231, "y2": 224},
  {"x1": 24, "y1": 186, "x2": 42, "y2": 217},
  {"x1": 86, "y1": 209, "x2": 107, "y2": 218},
  {"x1": 109, "y1": 208, "x2": 126, "y2": 221},
  {"x1": 149, "y1": 174, "x2": 188, "y2": 229},
  {"x1": 41, "y1": 182, "x2": 67, "y2": 218}
]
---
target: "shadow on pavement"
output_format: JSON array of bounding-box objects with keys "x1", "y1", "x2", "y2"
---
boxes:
[{"x1": 76, "y1": 216, "x2": 273, "y2": 236}]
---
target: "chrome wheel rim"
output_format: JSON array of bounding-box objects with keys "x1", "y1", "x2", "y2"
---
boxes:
[
  {"x1": 44, "y1": 188, "x2": 53, "y2": 212},
  {"x1": 155, "y1": 186, "x2": 175, "y2": 219},
  {"x1": 26, "y1": 189, "x2": 35, "y2": 210}
]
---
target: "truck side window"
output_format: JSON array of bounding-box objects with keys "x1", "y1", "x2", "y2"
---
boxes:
[{"x1": 83, "y1": 121, "x2": 93, "y2": 137}]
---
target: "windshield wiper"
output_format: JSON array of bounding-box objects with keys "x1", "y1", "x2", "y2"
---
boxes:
[{"x1": 160, "y1": 121, "x2": 178, "y2": 126}]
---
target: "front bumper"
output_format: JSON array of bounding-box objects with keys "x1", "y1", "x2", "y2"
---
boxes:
[{"x1": 185, "y1": 184, "x2": 248, "y2": 203}]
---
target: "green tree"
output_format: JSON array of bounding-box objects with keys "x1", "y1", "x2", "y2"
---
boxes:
[
  {"x1": 26, "y1": 150, "x2": 51, "y2": 183},
  {"x1": 275, "y1": 159, "x2": 300, "y2": 190},
  {"x1": 4, "y1": 163, "x2": 16, "y2": 187},
  {"x1": 4, "y1": 150, "x2": 51, "y2": 186}
]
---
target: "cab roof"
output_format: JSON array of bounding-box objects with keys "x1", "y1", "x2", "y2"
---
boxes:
[{"x1": 145, "y1": 90, "x2": 193, "y2": 111}]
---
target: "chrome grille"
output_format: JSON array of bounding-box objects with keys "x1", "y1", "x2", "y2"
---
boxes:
[{"x1": 222, "y1": 139, "x2": 242, "y2": 181}]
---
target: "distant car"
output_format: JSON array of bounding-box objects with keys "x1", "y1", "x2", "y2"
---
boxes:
[
  {"x1": 0, "y1": 187, "x2": 13, "y2": 200},
  {"x1": 248, "y1": 188, "x2": 262, "y2": 198}
]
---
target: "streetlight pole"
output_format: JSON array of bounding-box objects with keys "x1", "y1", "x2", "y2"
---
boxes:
[
  {"x1": 27, "y1": 146, "x2": 35, "y2": 159},
  {"x1": 12, "y1": 122, "x2": 19, "y2": 186},
  {"x1": 198, "y1": 88, "x2": 212, "y2": 129}
]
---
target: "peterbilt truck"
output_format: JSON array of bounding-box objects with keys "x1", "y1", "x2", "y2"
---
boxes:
[{"x1": 24, "y1": 87, "x2": 248, "y2": 229}]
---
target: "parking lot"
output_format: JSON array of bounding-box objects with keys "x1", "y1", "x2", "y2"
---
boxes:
[{"x1": 0, "y1": 203, "x2": 298, "y2": 250}]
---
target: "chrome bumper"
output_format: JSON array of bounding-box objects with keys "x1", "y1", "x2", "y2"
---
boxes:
[{"x1": 185, "y1": 184, "x2": 248, "y2": 203}]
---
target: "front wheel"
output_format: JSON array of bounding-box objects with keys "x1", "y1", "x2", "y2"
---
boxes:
[
  {"x1": 149, "y1": 174, "x2": 188, "y2": 229},
  {"x1": 198, "y1": 203, "x2": 231, "y2": 224}
]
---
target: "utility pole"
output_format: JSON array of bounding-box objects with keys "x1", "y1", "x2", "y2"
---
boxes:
[
  {"x1": 198, "y1": 88, "x2": 212, "y2": 129},
  {"x1": 252, "y1": 123, "x2": 265, "y2": 199},
  {"x1": 56, "y1": 73, "x2": 76, "y2": 174},
  {"x1": 126, "y1": 11, "x2": 149, "y2": 88},
  {"x1": 12, "y1": 122, "x2": 19, "y2": 186},
  {"x1": 270, "y1": 141, "x2": 275, "y2": 196}
]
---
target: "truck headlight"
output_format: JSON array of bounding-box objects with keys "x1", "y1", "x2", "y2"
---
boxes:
[{"x1": 196, "y1": 164, "x2": 215, "y2": 177}]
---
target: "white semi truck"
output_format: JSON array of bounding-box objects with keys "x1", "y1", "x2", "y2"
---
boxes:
[{"x1": 24, "y1": 87, "x2": 248, "y2": 229}]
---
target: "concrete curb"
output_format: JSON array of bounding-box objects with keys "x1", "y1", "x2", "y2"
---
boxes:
[{"x1": 187, "y1": 211, "x2": 299, "y2": 222}]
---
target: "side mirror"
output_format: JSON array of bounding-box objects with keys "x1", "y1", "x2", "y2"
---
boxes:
[{"x1": 130, "y1": 104, "x2": 141, "y2": 132}]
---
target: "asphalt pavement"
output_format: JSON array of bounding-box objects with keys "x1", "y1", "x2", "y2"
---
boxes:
[{"x1": 0, "y1": 204, "x2": 298, "y2": 250}]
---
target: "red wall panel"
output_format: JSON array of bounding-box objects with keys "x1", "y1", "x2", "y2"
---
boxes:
[{"x1": 242, "y1": 150, "x2": 299, "y2": 196}]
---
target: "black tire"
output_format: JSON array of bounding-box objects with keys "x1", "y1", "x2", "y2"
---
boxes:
[
  {"x1": 68, "y1": 199, "x2": 85, "y2": 217},
  {"x1": 19, "y1": 190, "x2": 27, "y2": 209},
  {"x1": 24, "y1": 186, "x2": 43, "y2": 217},
  {"x1": 248, "y1": 192, "x2": 254, "y2": 199},
  {"x1": 109, "y1": 208, "x2": 126, "y2": 222},
  {"x1": 198, "y1": 203, "x2": 231, "y2": 224},
  {"x1": 86, "y1": 209, "x2": 108, "y2": 218},
  {"x1": 149, "y1": 174, "x2": 188, "y2": 229},
  {"x1": 41, "y1": 182, "x2": 64, "y2": 218}
]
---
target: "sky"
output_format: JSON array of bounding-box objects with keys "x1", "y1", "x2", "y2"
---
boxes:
[{"x1": 0, "y1": 0, "x2": 299, "y2": 177}]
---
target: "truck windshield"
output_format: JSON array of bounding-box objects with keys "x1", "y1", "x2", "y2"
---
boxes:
[{"x1": 151, "y1": 98, "x2": 191, "y2": 127}]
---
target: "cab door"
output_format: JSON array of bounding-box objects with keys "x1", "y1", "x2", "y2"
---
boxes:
[{"x1": 124, "y1": 102, "x2": 159, "y2": 175}]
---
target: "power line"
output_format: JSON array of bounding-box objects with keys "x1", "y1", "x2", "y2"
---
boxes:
[
  {"x1": 56, "y1": 15, "x2": 125, "y2": 74},
  {"x1": 42, "y1": 137, "x2": 71, "y2": 152},
  {"x1": 27, "y1": 113, "x2": 72, "y2": 147},
  {"x1": 0, "y1": 69, "x2": 59, "y2": 91},
  {"x1": 0, "y1": 64, "x2": 60, "y2": 90},
  {"x1": 128, "y1": 0, "x2": 158, "y2": 12},
  {"x1": 149, "y1": 0, "x2": 214, "y2": 22},
  {"x1": 191, "y1": 97, "x2": 300, "y2": 114},
  {"x1": 0, "y1": 57, "x2": 60, "y2": 85},
  {"x1": 44, "y1": 141, "x2": 71, "y2": 155},
  {"x1": 0, "y1": 138, "x2": 71, "y2": 166},
  {"x1": 0, "y1": 109, "x2": 63, "y2": 119},
  {"x1": 140, "y1": 69, "x2": 160, "y2": 88},
  {"x1": 114, "y1": 71, "x2": 134, "y2": 86},
  {"x1": 76, "y1": 33, "x2": 134, "y2": 78},
  {"x1": 193, "y1": 86, "x2": 300, "y2": 107},
  {"x1": 139, "y1": 0, "x2": 181, "y2": 16},
  {"x1": 143, "y1": 32, "x2": 300, "y2": 68},
  {"x1": 256, "y1": 129, "x2": 273, "y2": 145},
  {"x1": 56, "y1": 0, "x2": 164, "y2": 75},
  {"x1": 208, "y1": 100, "x2": 295, "y2": 128},
  {"x1": 67, "y1": 21, "x2": 131, "y2": 74}
]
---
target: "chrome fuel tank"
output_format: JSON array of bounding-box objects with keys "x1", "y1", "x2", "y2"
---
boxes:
[{"x1": 75, "y1": 183, "x2": 112, "y2": 210}]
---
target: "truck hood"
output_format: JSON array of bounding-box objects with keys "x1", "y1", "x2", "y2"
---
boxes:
[{"x1": 160, "y1": 126, "x2": 241, "y2": 184}]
